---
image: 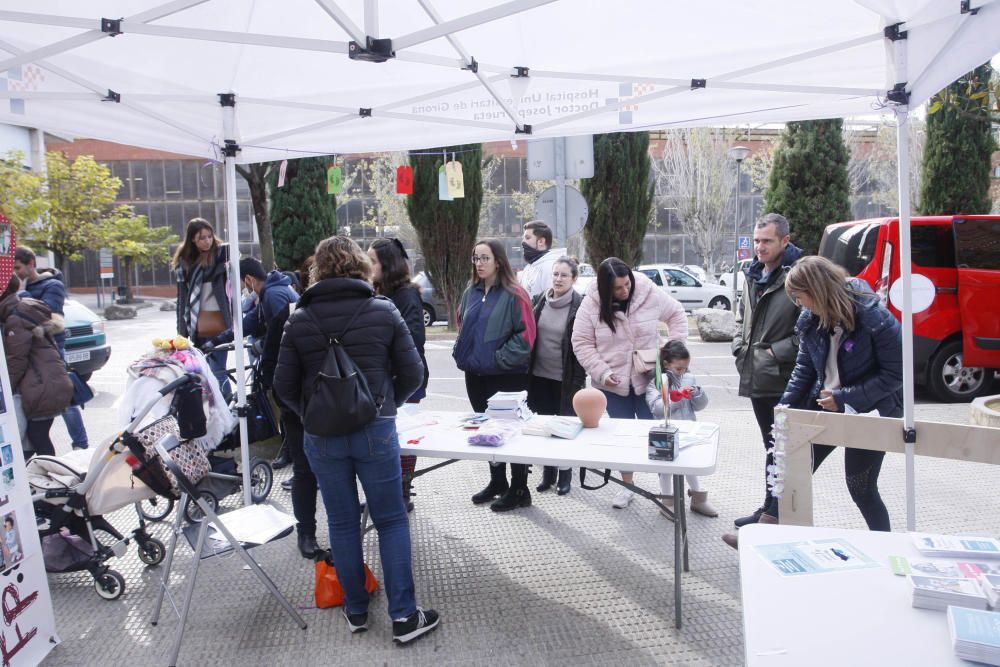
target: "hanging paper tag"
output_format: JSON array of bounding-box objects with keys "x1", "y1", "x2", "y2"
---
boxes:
[
  {"x1": 277, "y1": 159, "x2": 288, "y2": 188},
  {"x1": 396, "y1": 165, "x2": 413, "y2": 194},
  {"x1": 445, "y1": 160, "x2": 464, "y2": 198},
  {"x1": 438, "y1": 165, "x2": 453, "y2": 201},
  {"x1": 327, "y1": 165, "x2": 342, "y2": 194}
]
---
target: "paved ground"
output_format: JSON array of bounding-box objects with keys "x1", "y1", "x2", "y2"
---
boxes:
[{"x1": 39, "y1": 296, "x2": 1000, "y2": 666}]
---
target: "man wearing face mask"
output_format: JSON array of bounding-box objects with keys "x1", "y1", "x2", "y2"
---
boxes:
[{"x1": 517, "y1": 221, "x2": 567, "y2": 300}]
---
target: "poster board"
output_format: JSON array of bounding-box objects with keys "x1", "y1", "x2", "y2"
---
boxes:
[{"x1": 0, "y1": 218, "x2": 59, "y2": 664}]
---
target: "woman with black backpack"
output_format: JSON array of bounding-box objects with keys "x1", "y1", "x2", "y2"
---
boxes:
[{"x1": 273, "y1": 236, "x2": 440, "y2": 644}]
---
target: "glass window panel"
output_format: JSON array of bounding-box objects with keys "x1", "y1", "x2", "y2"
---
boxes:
[
  {"x1": 164, "y1": 162, "x2": 182, "y2": 199},
  {"x1": 912, "y1": 224, "x2": 957, "y2": 269},
  {"x1": 181, "y1": 161, "x2": 199, "y2": 199},
  {"x1": 128, "y1": 161, "x2": 146, "y2": 200},
  {"x1": 954, "y1": 219, "x2": 1000, "y2": 270},
  {"x1": 146, "y1": 161, "x2": 165, "y2": 199},
  {"x1": 198, "y1": 162, "x2": 217, "y2": 198}
]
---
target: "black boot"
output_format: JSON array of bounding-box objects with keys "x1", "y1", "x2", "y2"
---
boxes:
[
  {"x1": 472, "y1": 463, "x2": 509, "y2": 504},
  {"x1": 536, "y1": 466, "x2": 557, "y2": 492},
  {"x1": 402, "y1": 471, "x2": 415, "y2": 513},
  {"x1": 297, "y1": 530, "x2": 321, "y2": 559},
  {"x1": 556, "y1": 468, "x2": 572, "y2": 496},
  {"x1": 491, "y1": 464, "x2": 531, "y2": 512}
]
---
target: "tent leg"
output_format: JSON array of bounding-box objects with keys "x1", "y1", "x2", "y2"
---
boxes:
[
  {"x1": 220, "y1": 96, "x2": 253, "y2": 506},
  {"x1": 895, "y1": 108, "x2": 916, "y2": 532}
]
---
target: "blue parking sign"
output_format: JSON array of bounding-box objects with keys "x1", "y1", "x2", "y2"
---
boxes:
[{"x1": 739, "y1": 236, "x2": 751, "y2": 249}]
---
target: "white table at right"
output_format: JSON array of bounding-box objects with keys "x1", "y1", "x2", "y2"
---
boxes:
[{"x1": 739, "y1": 523, "x2": 989, "y2": 666}]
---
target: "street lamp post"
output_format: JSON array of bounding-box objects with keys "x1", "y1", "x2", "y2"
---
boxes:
[{"x1": 728, "y1": 145, "x2": 751, "y2": 304}]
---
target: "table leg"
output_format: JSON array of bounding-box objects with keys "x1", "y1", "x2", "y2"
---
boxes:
[{"x1": 673, "y1": 473, "x2": 685, "y2": 629}]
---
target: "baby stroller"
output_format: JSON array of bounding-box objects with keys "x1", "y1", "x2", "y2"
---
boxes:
[
  {"x1": 126, "y1": 339, "x2": 275, "y2": 524},
  {"x1": 27, "y1": 375, "x2": 204, "y2": 600}
]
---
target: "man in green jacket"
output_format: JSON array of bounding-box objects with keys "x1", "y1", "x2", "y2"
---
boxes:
[{"x1": 731, "y1": 213, "x2": 803, "y2": 528}]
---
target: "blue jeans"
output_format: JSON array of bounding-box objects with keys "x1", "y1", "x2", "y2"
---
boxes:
[
  {"x1": 196, "y1": 338, "x2": 231, "y2": 403},
  {"x1": 304, "y1": 417, "x2": 416, "y2": 620},
  {"x1": 602, "y1": 387, "x2": 654, "y2": 420},
  {"x1": 63, "y1": 405, "x2": 88, "y2": 449}
]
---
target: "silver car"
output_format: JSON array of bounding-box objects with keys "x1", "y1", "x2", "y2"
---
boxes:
[
  {"x1": 637, "y1": 264, "x2": 733, "y2": 311},
  {"x1": 413, "y1": 271, "x2": 447, "y2": 326}
]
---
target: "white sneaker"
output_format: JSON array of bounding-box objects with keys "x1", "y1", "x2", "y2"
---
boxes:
[{"x1": 612, "y1": 489, "x2": 634, "y2": 509}]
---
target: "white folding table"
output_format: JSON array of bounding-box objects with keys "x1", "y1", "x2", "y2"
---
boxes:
[
  {"x1": 739, "y1": 524, "x2": 977, "y2": 666},
  {"x1": 395, "y1": 411, "x2": 719, "y2": 628}
]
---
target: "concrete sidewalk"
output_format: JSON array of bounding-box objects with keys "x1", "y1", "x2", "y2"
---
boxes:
[{"x1": 39, "y1": 402, "x2": 998, "y2": 666}]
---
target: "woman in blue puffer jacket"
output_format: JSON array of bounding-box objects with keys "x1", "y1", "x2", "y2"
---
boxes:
[{"x1": 763, "y1": 256, "x2": 902, "y2": 531}]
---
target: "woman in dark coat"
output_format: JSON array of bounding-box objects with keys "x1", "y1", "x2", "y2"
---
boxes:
[
  {"x1": 0, "y1": 275, "x2": 73, "y2": 457},
  {"x1": 724, "y1": 256, "x2": 901, "y2": 548},
  {"x1": 273, "y1": 236, "x2": 438, "y2": 644},
  {"x1": 527, "y1": 256, "x2": 586, "y2": 496},
  {"x1": 172, "y1": 218, "x2": 232, "y2": 399},
  {"x1": 368, "y1": 237, "x2": 428, "y2": 511}
]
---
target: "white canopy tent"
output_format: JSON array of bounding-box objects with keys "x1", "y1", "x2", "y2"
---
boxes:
[{"x1": 1, "y1": 0, "x2": 998, "y2": 520}]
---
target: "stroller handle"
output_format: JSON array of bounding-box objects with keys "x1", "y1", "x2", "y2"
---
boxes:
[{"x1": 157, "y1": 372, "x2": 200, "y2": 397}]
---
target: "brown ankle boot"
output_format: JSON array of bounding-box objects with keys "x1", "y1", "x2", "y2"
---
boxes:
[{"x1": 688, "y1": 490, "x2": 718, "y2": 517}]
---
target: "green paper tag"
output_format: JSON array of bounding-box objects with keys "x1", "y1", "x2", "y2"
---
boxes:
[
  {"x1": 888, "y1": 555, "x2": 911, "y2": 576},
  {"x1": 327, "y1": 166, "x2": 342, "y2": 194}
]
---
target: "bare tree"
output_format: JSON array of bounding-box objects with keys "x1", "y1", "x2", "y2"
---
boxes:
[
  {"x1": 653, "y1": 128, "x2": 737, "y2": 274},
  {"x1": 844, "y1": 119, "x2": 926, "y2": 215}
]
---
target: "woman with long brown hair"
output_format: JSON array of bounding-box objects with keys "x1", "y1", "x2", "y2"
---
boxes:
[
  {"x1": 452, "y1": 238, "x2": 537, "y2": 511},
  {"x1": 723, "y1": 256, "x2": 902, "y2": 548},
  {"x1": 172, "y1": 218, "x2": 231, "y2": 398},
  {"x1": 368, "y1": 238, "x2": 428, "y2": 512}
]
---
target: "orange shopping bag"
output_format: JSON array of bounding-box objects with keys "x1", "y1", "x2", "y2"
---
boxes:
[{"x1": 314, "y1": 552, "x2": 379, "y2": 609}]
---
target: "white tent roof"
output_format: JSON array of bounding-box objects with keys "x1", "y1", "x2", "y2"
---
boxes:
[{"x1": 1, "y1": 0, "x2": 999, "y2": 162}]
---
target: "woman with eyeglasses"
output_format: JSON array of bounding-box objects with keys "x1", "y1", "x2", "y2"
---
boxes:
[
  {"x1": 368, "y1": 238, "x2": 428, "y2": 512},
  {"x1": 453, "y1": 239, "x2": 537, "y2": 512}
]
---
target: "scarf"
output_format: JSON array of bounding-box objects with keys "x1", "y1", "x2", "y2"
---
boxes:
[{"x1": 186, "y1": 262, "x2": 204, "y2": 336}]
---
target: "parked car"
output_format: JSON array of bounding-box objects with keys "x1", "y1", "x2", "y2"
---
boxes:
[
  {"x1": 63, "y1": 299, "x2": 111, "y2": 381},
  {"x1": 636, "y1": 264, "x2": 732, "y2": 311},
  {"x1": 819, "y1": 215, "x2": 1000, "y2": 402},
  {"x1": 413, "y1": 271, "x2": 448, "y2": 327},
  {"x1": 718, "y1": 258, "x2": 751, "y2": 297},
  {"x1": 574, "y1": 262, "x2": 597, "y2": 294}
]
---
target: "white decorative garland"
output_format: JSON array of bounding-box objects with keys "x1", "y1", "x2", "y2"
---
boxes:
[{"x1": 766, "y1": 406, "x2": 789, "y2": 499}]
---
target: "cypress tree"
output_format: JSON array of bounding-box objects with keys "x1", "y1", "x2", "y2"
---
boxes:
[
  {"x1": 270, "y1": 156, "x2": 338, "y2": 271},
  {"x1": 920, "y1": 62, "x2": 996, "y2": 215},
  {"x1": 763, "y1": 119, "x2": 852, "y2": 254},
  {"x1": 580, "y1": 132, "x2": 653, "y2": 266},
  {"x1": 406, "y1": 145, "x2": 483, "y2": 331}
]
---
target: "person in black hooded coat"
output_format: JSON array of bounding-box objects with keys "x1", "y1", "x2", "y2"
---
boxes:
[{"x1": 273, "y1": 235, "x2": 439, "y2": 643}]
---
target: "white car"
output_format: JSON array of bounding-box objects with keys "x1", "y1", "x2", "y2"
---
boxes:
[
  {"x1": 718, "y1": 259, "x2": 752, "y2": 300},
  {"x1": 574, "y1": 262, "x2": 597, "y2": 295},
  {"x1": 637, "y1": 264, "x2": 733, "y2": 311}
]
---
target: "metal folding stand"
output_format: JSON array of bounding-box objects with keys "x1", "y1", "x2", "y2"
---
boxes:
[{"x1": 148, "y1": 436, "x2": 306, "y2": 667}]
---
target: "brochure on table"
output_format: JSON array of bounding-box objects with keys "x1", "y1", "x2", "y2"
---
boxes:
[
  {"x1": 754, "y1": 538, "x2": 880, "y2": 577},
  {"x1": 0, "y1": 312, "x2": 59, "y2": 663}
]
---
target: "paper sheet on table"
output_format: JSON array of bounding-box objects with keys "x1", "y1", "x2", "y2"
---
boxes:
[{"x1": 208, "y1": 504, "x2": 297, "y2": 545}]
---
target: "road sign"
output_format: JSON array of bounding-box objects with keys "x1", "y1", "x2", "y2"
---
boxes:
[
  {"x1": 739, "y1": 236, "x2": 751, "y2": 250},
  {"x1": 534, "y1": 185, "x2": 588, "y2": 237},
  {"x1": 527, "y1": 136, "x2": 595, "y2": 180},
  {"x1": 737, "y1": 248, "x2": 752, "y2": 260},
  {"x1": 99, "y1": 248, "x2": 114, "y2": 280}
]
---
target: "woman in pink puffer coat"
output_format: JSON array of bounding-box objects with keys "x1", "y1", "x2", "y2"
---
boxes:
[{"x1": 571, "y1": 258, "x2": 688, "y2": 509}]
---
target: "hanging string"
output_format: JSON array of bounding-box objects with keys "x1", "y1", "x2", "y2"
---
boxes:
[{"x1": 235, "y1": 142, "x2": 482, "y2": 158}]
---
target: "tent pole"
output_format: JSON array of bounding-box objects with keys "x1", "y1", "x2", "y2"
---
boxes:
[
  {"x1": 895, "y1": 107, "x2": 916, "y2": 532},
  {"x1": 220, "y1": 94, "x2": 253, "y2": 506}
]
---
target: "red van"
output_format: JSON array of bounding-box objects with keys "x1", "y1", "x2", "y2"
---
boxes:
[{"x1": 819, "y1": 216, "x2": 1000, "y2": 402}]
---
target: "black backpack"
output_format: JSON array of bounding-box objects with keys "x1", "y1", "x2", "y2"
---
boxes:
[{"x1": 300, "y1": 301, "x2": 385, "y2": 436}]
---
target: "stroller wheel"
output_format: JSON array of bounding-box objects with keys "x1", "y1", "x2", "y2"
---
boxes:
[
  {"x1": 95, "y1": 570, "x2": 126, "y2": 600},
  {"x1": 249, "y1": 458, "x2": 273, "y2": 504},
  {"x1": 137, "y1": 537, "x2": 166, "y2": 566},
  {"x1": 184, "y1": 491, "x2": 218, "y2": 523},
  {"x1": 139, "y1": 497, "x2": 174, "y2": 522}
]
